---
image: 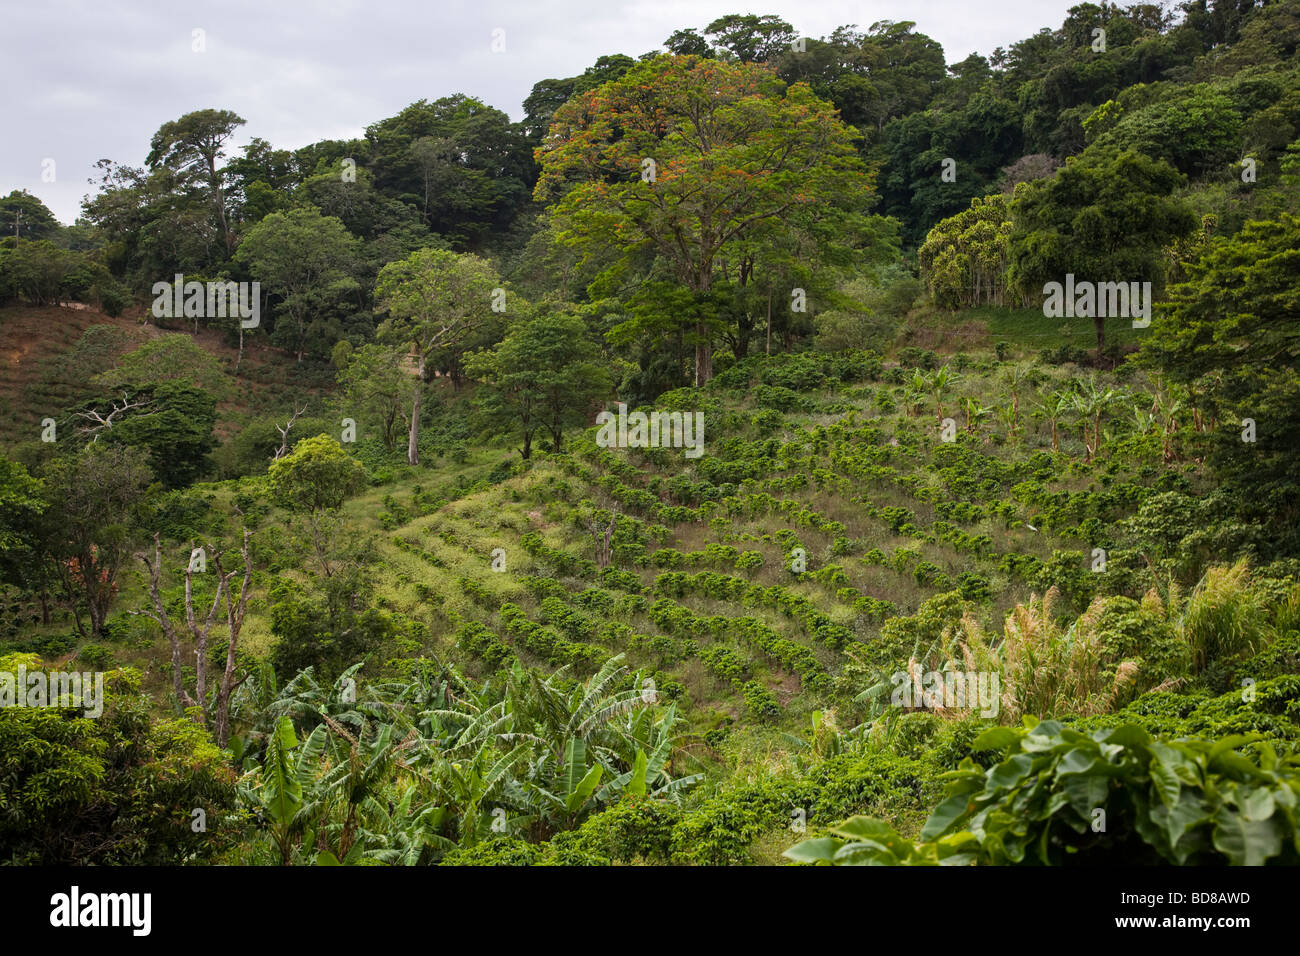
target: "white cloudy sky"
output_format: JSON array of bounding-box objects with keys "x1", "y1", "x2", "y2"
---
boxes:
[{"x1": 2, "y1": 0, "x2": 1082, "y2": 224}]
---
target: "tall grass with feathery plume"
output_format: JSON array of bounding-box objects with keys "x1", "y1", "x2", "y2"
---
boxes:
[{"x1": 1179, "y1": 559, "x2": 1270, "y2": 673}]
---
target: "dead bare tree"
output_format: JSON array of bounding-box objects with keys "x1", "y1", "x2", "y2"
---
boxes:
[
  {"x1": 272, "y1": 405, "x2": 307, "y2": 460},
  {"x1": 135, "y1": 529, "x2": 254, "y2": 747},
  {"x1": 586, "y1": 504, "x2": 618, "y2": 568},
  {"x1": 75, "y1": 393, "x2": 155, "y2": 442},
  {"x1": 211, "y1": 534, "x2": 253, "y2": 747}
]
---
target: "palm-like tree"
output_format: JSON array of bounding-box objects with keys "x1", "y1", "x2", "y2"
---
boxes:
[
  {"x1": 1070, "y1": 377, "x2": 1125, "y2": 461},
  {"x1": 928, "y1": 365, "x2": 956, "y2": 424},
  {"x1": 906, "y1": 369, "x2": 927, "y2": 417},
  {"x1": 999, "y1": 361, "x2": 1034, "y2": 433},
  {"x1": 1150, "y1": 389, "x2": 1185, "y2": 462},
  {"x1": 962, "y1": 396, "x2": 989, "y2": 434},
  {"x1": 1035, "y1": 390, "x2": 1073, "y2": 452}
]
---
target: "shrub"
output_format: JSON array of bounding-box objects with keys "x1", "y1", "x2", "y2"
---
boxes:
[
  {"x1": 266, "y1": 435, "x2": 366, "y2": 512},
  {"x1": 562, "y1": 797, "x2": 683, "y2": 863},
  {"x1": 788, "y1": 719, "x2": 1300, "y2": 865},
  {"x1": 438, "y1": 836, "x2": 539, "y2": 866},
  {"x1": 743, "y1": 681, "x2": 781, "y2": 721},
  {"x1": 1183, "y1": 560, "x2": 1271, "y2": 674},
  {"x1": 0, "y1": 656, "x2": 237, "y2": 865}
]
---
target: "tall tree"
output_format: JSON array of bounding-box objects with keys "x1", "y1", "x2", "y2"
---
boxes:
[
  {"x1": 146, "y1": 109, "x2": 246, "y2": 257},
  {"x1": 374, "y1": 248, "x2": 500, "y2": 464},
  {"x1": 535, "y1": 54, "x2": 873, "y2": 384},
  {"x1": 364, "y1": 95, "x2": 535, "y2": 244},
  {"x1": 1006, "y1": 148, "x2": 1197, "y2": 354},
  {"x1": 337, "y1": 343, "x2": 410, "y2": 452},
  {"x1": 234, "y1": 207, "x2": 362, "y2": 362},
  {"x1": 465, "y1": 311, "x2": 612, "y2": 458},
  {"x1": 919, "y1": 194, "x2": 1017, "y2": 309},
  {"x1": 0, "y1": 456, "x2": 48, "y2": 621},
  {"x1": 40, "y1": 444, "x2": 153, "y2": 638},
  {"x1": 137, "y1": 529, "x2": 254, "y2": 747},
  {"x1": 0, "y1": 190, "x2": 61, "y2": 241},
  {"x1": 703, "y1": 14, "x2": 796, "y2": 62},
  {"x1": 1138, "y1": 213, "x2": 1300, "y2": 554}
]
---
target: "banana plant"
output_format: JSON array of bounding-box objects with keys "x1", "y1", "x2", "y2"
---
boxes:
[
  {"x1": 310, "y1": 715, "x2": 416, "y2": 860},
  {"x1": 604, "y1": 700, "x2": 702, "y2": 799},
  {"x1": 362, "y1": 784, "x2": 454, "y2": 865},
  {"x1": 1070, "y1": 378, "x2": 1126, "y2": 461},
  {"x1": 427, "y1": 741, "x2": 530, "y2": 848},
  {"x1": 961, "y1": 397, "x2": 989, "y2": 435},
  {"x1": 1034, "y1": 390, "x2": 1073, "y2": 452},
  {"x1": 999, "y1": 361, "x2": 1033, "y2": 432},
  {"x1": 928, "y1": 365, "x2": 956, "y2": 424},
  {"x1": 515, "y1": 736, "x2": 604, "y2": 831},
  {"x1": 906, "y1": 369, "x2": 927, "y2": 416},
  {"x1": 255, "y1": 715, "x2": 329, "y2": 865}
]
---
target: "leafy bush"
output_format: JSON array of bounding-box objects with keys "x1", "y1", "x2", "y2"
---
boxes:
[
  {"x1": 787, "y1": 719, "x2": 1300, "y2": 865},
  {"x1": 743, "y1": 680, "x2": 781, "y2": 721},
  {"x1": 0, "y1": 656, "x2": 237, "y2": 865},
  {"x1": 669, "y1": 751, "x2": 939, "y2": 865},
  {"x1": 558, "y1": 797, "x2": 683, "y2": 863},
  {"x1": 439, "y1": 836, "x2": 539, "y2": 866}
]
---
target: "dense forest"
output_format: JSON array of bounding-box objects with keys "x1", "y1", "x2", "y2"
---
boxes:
[{"x1": 2, "y1": 0, "x2": 1299, "y2": 871}]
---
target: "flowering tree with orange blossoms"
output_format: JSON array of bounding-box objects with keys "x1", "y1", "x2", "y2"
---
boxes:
[{"x1": 534, "y1": 54, "x2": 876, "y2": 385}]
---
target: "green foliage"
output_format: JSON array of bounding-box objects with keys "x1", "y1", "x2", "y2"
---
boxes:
[
  {"x1": 536, "y1": 52, "x2": 882, "y2": 384},
  {"x1": 267, "y1": 435, "x2": 366, "y2": 512},
  {"x1": 1007, "y1": 148, "x2": 1197, "y2": 351},
  {"x1": 94, "y1": 381, "x2": 218, "y2": 488},
  {"x1": 789, "y1": 719, "x2": 1300, "y2": 865},
  {"x1": 234, "y1": 206, "x2": 362, "y2": 360},
  {"x1": 1091, "y1": 84, "x2": 1243, "y2": 177},
  {"x1": 464, "y1": 310, "x2": 612, "y2": 459},
  {"x1": 742, "y1": 680, "x2": 781, "y2": 722},
  {"x1": 268, "y1": 571, "x2": 394, "y2": 682},
  {"x1": 1080, "y1": 677, "x2": 1300, "y2": 754},
  {"x1": 1139, "y1": 214, "x2": 1300, "y2": 557},
  {"x1": 919, "y1": 194, "x2": 1016, "y2": 309},
  {"x1": 0, "y1": 656, "x2": 237, "y2": 865},
  {"x1": 670, "y1": 750, "x2": 939, "y2": 865},
  {"x1": 438, "y1": 836, "x2": 539, "y2": 866}
]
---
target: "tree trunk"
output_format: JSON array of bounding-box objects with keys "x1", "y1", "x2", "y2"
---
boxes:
[
  {"x1": 139, "y1": 534, "x2": 198, "y2": 713},
  {"x1": 694, "y1": 268, "x2": 713, "y2": 385},
  {"x1": 138, "y1": 531, "x2": 253, "y2": 746},
  {"x1": 408, "y1": 357, "x2": 423, "y2": 466},
  {"x1": 694, "y1": 325, "x2": 713, "y2": 386},
  {"x1": 384, "y1": 410, "x2": 398, "y2": 452},
  {"x1": 212, "y1": 531, "x2": 253, "y2": 748},
  {"x1": 736, "y1": 313, "x2": 751, "y2": 358},
  {"x1": 210, "y1": 158, "x2": 233, "y2": 257},
  {"x1": 766, "y1": 287, "x2": 772, "y2": 355}
]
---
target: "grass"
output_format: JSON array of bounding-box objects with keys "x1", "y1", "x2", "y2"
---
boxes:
[{"x1": 901, "y1": 303, "x2": 1148, "y2": 356}]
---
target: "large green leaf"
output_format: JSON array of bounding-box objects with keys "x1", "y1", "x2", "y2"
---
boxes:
[
  {"x1": 628, "y1": 749, "x2": 648, "y2": 798},
  {"x1": 1212, "y1": 807, "x2": 1284, "y2": 865},
  {"x1": 783, "y1": 837, "x2": 842, "y2": 864},
  {"x1": 565, "y1": 763, "x2": 603, "y2": 814},
  {"x1": 921, "y1": 793, "x2": 971, "y2": 841},
  {"x1": 263, "y1": 715, "x2": 304, "y2": 826}
]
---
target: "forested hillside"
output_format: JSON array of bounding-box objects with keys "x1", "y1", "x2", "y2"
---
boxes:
[{"x1": 2, "y1": 0, "x2": 1299, "y2": 871}]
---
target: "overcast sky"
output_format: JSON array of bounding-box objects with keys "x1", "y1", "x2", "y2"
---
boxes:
[{"x1": 3, "y1": 0, "x2": 1083, "y2": 225}]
